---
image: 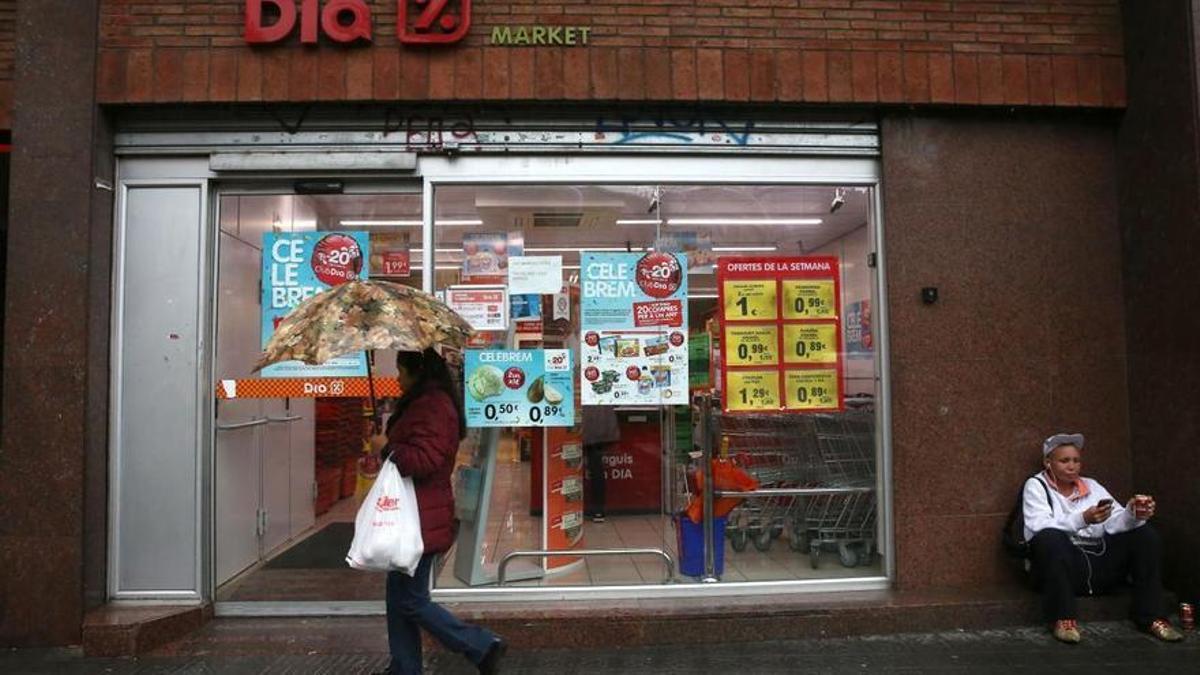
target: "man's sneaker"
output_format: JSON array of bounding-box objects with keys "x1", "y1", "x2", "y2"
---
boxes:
[
  {"x1": 1052, "y1": 619, "x2": 1081, "y2": 644},
  {"x1": 1148, "y1": 619, "x2": 1184, "y2": 642},
  {"x1": 590, "y1": 513, "x2": 606, "y2": 523}
]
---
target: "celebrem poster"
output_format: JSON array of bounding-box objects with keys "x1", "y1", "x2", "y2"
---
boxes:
[
  {"x1": 580, "y1": 252, "x2": 688, "y2": 405},
  {"x1": 261, "y1": 232, "x2": 370, "y2": 378}
]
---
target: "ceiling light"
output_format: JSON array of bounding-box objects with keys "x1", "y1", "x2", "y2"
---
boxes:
[
  {"x1": 614, "y1": 219, "x2": 662, "y2": 226},
  {"x1": 666, "y1": 218, "x2": 823, "y2": 226},
  {"x1": 524, "y1": 246, "x2": 646, "y2": 253},
  {"x1": 711, "y1": 245, "x2": 779, "y2": 252},
  {"x1": 339, "y1": 219, "x2": 484, "y2": 227}
]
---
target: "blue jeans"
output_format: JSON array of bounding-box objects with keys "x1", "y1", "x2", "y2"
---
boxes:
[{"x1": 386, "y1": 554, "x2": 495, "y2": 674}]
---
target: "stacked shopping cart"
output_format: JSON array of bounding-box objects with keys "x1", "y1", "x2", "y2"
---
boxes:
[{"x1": 716, "y1": 405, "x2": 877, "y2": 568}]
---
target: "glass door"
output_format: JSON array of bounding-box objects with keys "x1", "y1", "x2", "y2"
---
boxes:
[
  {"x1": 212, "y1": 188, "x2": 424, "y2": 603},
  {"x1": 429, "y1": 185, "x2": 675, "y2": 588}
]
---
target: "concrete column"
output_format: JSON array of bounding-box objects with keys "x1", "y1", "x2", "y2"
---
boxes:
[
  {"x1": 0, "y1": 0, "x2": 110, "y2": 646},
  {"x1": 1119, "y1": 0, "x2": 1200, "y2": 603}
]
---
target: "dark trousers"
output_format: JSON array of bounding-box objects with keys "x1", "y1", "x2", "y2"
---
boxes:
[
  {"x1": 1029, "y1": 525, "x2": 1166, "y2": 627},
  {"x1": 385, "y1": 554, "x2": 494, "y2": 674},
  {"x1": 584, "y1": 442, "x2": 606, "y2": 516}
]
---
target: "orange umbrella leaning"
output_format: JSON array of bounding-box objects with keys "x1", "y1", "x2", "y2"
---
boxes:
[{"x1": 253, "y1": 279, "x2": 474, "y2": 425}]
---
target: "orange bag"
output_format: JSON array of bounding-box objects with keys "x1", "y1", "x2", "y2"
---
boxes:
[{"x1": 684, "y1": 458, "x2": 758, "y2": 524}]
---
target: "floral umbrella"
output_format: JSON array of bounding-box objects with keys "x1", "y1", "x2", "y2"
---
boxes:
[{"x1": 254, "y1": 279, "x2": 474, "y2": 422}]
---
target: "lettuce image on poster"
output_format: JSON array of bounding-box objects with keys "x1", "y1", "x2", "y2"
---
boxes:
[{"x1": 467, "y1": 365, "x2": 504, "y2": 401}]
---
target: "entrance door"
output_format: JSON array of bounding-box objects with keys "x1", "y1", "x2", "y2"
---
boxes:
[
  {"x1": 212, "y1": 189, "x2": 425, "y2": 598},
  {"x1": 215, "y1": 202, "x2": 266, "y2": 583}
]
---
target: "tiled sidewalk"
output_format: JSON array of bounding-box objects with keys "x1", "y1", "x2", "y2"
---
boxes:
[{"x1": 4, "y1": 621, "x2": 1196, "y2": 674}]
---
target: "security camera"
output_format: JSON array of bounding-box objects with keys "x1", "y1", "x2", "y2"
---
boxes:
[{"x1": 829, "y1": 187, "x2": 846, "y2": 214}]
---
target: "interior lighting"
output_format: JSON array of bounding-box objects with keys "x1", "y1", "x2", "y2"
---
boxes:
[
  {"x1": 711, "y1": 245, "x2": 779, "y2": 252},
  {"x1": 339, "y1": 219, "x2": 484, "y2": 227},
  {"x1": 666, "y1": 218, "x2": 823, "y2": 226}
]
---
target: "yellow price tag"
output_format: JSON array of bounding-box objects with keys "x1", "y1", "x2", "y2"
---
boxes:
[
  {"x1": 784, "y1": 369, "x2": 840, "y2": 410},
  {"x1": 723, "y1": 280, "x2": 777, "y2": 321},
  {"x1": 782, "y1": 279, "x2": 837, "y2": 319},
  {"x1": 726, "y1": 370, "x2": 781, "y2": 411},
  {"x1": 783, "y1": 324, "x2": 838, "y2": 364},
  {"x1": 724, "y1": 326, "x2": 779, "y2": 366}
]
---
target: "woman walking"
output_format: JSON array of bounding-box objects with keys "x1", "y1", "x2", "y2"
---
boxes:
[{"x1": 370, "y1": 348, "x2": 507, "y2": 674}]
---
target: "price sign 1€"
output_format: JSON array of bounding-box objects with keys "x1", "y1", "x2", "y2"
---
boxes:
[
  {"x1": 783, "y1": 323, "x2": 839, "y2": 364},
  {"x1": 726, "y1": 370, "x2": 781, "y2": 411},
  {"x1": 723, "y1": 279, "x2": 777, "y2": 321},
  {"x1": 784, "y1": 369, "x2": 840, "y2": 410},
  {"x1": 724, "y1": 325, "x2": 779, "y2": 366},
  {"x1": 782, "y1": 279, "x2": 837, "y2": 320}
]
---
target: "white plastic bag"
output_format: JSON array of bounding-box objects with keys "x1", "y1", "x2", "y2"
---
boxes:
[{"x1": 346, "y1": 461, "x2": 424, "y2": 574}]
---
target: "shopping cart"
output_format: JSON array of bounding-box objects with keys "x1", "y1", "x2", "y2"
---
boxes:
[
  {"x1": 715, "y1": 413, "x2": 823, "y2": 553},
  {"x1": 794, "y1": 410, "x2": 877, "y2": 568}
]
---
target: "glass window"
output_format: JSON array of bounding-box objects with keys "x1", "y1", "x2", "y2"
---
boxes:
[{"x1": 430, "y1": 183, "x2": 882, "y2": 588}]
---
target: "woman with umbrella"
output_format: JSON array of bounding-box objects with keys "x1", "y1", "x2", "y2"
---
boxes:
[
  {"x1": 256, "y1": 280, "x2": 506, "y2": 674},
  {"x1": 367, "y1": 347, "x2": 506, "y2": 675}
]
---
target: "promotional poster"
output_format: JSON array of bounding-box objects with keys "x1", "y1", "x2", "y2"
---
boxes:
[
  {"x1": 717, "y1": 256, "x2": 844, "y2": 413},
  {"x1": 446, "y1": 286, "x2": 509, "y2": 332},
  {"x1": 580, "y1": 252, "x2": 689, "y2": 405},
  {"x1": 463, "y1": 349, "x2": 575, "y2": 427},
  {"x1": 261, "y1": 231, "x2": 370, "y2": 378}
]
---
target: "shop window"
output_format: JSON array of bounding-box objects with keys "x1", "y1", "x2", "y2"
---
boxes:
[{"x1": 431, "y1": 184, "x2": 883, "y2": 588}]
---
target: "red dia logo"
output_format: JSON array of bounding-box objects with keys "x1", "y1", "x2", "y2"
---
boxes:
[
  {"x1": 399, "y1": 0, "x2": 471, "y2": 45},
  {"x1": 376, "y1": 495, "x2": 401, "y2": 512}
]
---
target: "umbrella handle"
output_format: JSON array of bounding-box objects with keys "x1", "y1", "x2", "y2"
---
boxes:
[{"x1": 365, "y1": 349, "x2": 381, "y2": 432}]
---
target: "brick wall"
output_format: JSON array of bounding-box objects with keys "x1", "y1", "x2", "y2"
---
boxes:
[{"x1": 94, "y1": 0, "x2": 1126, "y2": 107}]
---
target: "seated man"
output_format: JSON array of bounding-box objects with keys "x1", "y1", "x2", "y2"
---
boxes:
[{"x1": 1025, "y1": 433, "x2": 1184, "y2": 644}]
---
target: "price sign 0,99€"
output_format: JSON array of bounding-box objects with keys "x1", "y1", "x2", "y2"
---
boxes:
[{"x1": 717, "y1": 257, "x2": 844, "y2": 413}]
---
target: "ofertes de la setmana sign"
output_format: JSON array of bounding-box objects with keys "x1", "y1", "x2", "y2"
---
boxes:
[{"x1": 717, "y1": 256, "x2": 844, "y2": 413}]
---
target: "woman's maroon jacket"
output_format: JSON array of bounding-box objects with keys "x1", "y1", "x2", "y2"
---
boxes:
[{"x1": 386, "y1": 387, "x2": 459, "y2": 554}]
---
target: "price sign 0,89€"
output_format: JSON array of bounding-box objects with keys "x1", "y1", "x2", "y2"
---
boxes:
[{"x1": 717, "y1": 257, "x2": 844, "y2": 413}]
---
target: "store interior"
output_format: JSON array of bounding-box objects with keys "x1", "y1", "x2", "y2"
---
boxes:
[{"x1": 213, "y1": 183, "x2": 882, "y2": 603}]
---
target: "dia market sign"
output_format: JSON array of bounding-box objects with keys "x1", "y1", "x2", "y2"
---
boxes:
[{"x1": 245, "y1": 0, "x2": 472, "y2": 45}]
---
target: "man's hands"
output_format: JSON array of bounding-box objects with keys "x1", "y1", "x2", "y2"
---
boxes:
[
  {"x1": 1129, "y1": 495, "x2": 1156, "y2": 521},
  {"x1": 1082, "y1": 501, "x2": 1113, "y2": 525}
]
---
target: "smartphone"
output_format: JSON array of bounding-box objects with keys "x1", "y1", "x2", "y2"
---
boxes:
[{"x1": 1097, "y1": 498, "x2": 1113, "y2": 508}]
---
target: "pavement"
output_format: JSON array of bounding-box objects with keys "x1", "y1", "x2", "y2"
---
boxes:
[{"x1": 2, "y1": 621, "x2": 1197, "y2": 674}]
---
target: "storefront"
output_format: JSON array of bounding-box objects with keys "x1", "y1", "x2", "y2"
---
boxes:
[
  {"x1": 109, "y1": 116, "x2": 891, "y2": 609},
  {"x1": 12, "y1": 0, "x2": 1200, "y2": 653}
]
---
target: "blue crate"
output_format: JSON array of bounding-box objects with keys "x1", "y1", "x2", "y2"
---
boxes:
[{"x1": 674, "y1": 513, "x2": 726, "y2": 577}]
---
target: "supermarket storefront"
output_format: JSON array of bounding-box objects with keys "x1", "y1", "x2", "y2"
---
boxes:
[
  {"x1": 14, "y1": 0, "x2": 1196, "y2": 652},
  {"x1": 109, "y1": 115, "x2": 892, "y2": 609}
]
